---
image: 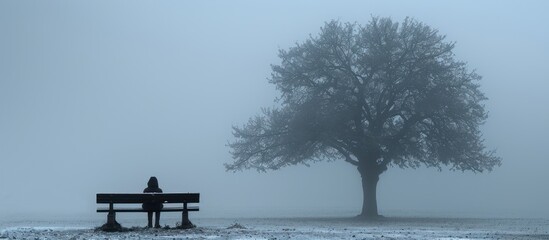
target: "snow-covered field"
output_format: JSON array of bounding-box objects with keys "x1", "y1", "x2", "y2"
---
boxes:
[{"x1": 1, "y1": 217, "x2": 548, "y2": 239}]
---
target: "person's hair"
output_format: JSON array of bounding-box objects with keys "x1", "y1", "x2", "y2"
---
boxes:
[{"x1": 147, "y1": 176, "x2": 159, "y2": 188}]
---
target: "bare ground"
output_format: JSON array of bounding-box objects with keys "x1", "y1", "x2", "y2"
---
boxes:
[{"x1": 1, "y1": 217, "x2": 548, "y2": 239}]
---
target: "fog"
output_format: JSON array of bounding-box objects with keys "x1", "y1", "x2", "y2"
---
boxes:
[{"x1": 1, "y1": 1, "x2": 548, "y2": 221}]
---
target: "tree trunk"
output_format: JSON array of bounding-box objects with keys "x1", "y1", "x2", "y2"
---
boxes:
[
  {"x1": 357, "y1": 151, "x2": 383, "y2": 219},
  {"x1": 359, "y1": 167, "x2": 380, "y2": 218}
]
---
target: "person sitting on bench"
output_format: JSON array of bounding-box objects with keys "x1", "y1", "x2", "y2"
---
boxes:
[{"x1": 143, "y1": 176, "x2": 163, "y2": 228}]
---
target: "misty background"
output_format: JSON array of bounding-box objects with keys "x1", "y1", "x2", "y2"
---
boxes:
[{"x1": 1, "y1": 1, "x2": 548, "y2": 220}]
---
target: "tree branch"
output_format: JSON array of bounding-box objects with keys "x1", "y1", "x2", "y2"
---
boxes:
[{"x1": 328, "y1": 139, "x2": 359, "y2": 166}]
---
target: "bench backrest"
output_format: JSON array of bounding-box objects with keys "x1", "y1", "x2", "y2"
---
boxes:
[{"x1": 97, "y1": 193, "x2": 200, "y2": 204}]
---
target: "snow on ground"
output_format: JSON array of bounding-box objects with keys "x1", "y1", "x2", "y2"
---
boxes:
[{"x1": 1, "y1": 217, "x2": 548, "y2": 239}]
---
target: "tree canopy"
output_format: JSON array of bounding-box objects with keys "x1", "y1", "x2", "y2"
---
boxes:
[{"x1": 227, "y1": 17, "x2": 501, "y2": 217}]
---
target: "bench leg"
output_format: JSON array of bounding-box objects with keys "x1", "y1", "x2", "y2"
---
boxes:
[
  {"x1": 100, "y1": 211, "x2": 122, "y2": 232},
  {"x1": 178, "y1": 211, "x2": 195, "y2": 229},
  {"x1": 108, "y1": 211, "x2": 117, "y2": 225}
]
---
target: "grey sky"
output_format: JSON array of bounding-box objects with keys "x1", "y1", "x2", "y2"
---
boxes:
[{"x1": 1, "y1": 0, "x2": 548, "y2": 220}]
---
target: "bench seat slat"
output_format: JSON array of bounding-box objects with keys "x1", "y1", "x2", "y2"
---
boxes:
[{"x1": 97, "y1": 206, "x2": 199, "y2": 213}]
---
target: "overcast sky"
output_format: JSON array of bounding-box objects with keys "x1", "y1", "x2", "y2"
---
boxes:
[{"x1": 1, "y1": 0, "x2": 548, "y2": 220}]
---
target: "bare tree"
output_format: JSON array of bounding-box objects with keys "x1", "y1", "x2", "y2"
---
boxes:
[{"x1": 227, "y1": 17, "x2": 501, "y2": 218}]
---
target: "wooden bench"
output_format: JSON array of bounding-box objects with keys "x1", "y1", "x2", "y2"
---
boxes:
[{"x1": 96, "y1": 193, "x2": 199, "y2": 230}]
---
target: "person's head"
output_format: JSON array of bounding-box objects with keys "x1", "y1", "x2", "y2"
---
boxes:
[{"x1": 147, "y1": 176, "x2": 159, "y2": 188}]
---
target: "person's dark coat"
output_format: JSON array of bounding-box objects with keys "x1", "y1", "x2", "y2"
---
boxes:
[{"x1": 142, "y1": 176, "x2": 163, "y2": 211}]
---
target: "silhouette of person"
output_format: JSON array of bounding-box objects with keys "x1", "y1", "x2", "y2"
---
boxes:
[{"x1": 143, "y1": 176, "x2": 163, "y2": 228}]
